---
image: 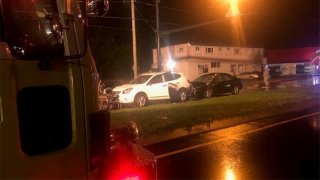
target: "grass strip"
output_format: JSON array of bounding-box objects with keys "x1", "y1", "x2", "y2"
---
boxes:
[{"x1": 111, "y1": 86, "x2": 319, "y2": 136}]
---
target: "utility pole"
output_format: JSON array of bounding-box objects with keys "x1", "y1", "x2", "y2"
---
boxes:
[
  {"x1": 155, "y1": 0, "x2": 161, "y2": 71},
  {"x1": 131, "y1": 0, "x2": 138, "y2": 78}
]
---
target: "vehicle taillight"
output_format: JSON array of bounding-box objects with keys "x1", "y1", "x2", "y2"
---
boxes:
[{"x1": 110, "y1": 162, "x2": 144, "y2": 180}]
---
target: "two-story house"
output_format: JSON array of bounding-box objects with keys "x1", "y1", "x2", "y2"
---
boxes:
[{"x1": 151, "y1": 42, "x2": 264, "y2": 80}]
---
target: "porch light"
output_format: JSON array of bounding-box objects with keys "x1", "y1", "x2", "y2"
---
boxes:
[{"x1": 167, "y1": 60, "x2": 176, "y2": 72}]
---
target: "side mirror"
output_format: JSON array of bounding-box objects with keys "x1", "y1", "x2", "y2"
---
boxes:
[
  {"x1": 46, "y1": 14, "x2": 64, "y2": 45},
  {"x1": 87, "y1": 0, "x2": 109, "y2": 17}
]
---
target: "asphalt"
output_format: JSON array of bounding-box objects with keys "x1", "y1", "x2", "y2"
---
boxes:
[{"x1": 241, "y1": 74, "x2": 312, "y2": 91}]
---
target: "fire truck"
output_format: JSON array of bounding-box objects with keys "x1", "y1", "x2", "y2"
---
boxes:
[{"x1": 0, "y1": 0, "x2": 156, "y2": 179}]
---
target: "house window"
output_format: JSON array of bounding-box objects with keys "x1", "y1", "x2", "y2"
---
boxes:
[
  {"x1": 206, "y1": 47, "x2": 214, "y2": 54},
  {"x1": 218, "y1": 47, "x2": 222, "y2": 52},
  {"x1": 211, "y1": 62, "x2": 220, "y2": 68},
  {"x1": 230, "y1": 64, "x2": 237, "y2": 75},
  {"x1": 195, "y1": 46, "x2": 201, "y2": 55},
  {"x1": 198, "y1": 64, "x2": 208, "y2": 74},
  {"x1": 178, "y1": 47, "x2": 184, "y2": 53},
  {"x1": 234, "y1": 48, "x2": 240, "y2": 55},
  {"x1": 238, "y1": 64, "x2": 244, "y2": 73}
]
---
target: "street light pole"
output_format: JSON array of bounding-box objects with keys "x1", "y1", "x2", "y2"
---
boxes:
[
  {"x1": 131, "y1": 0, "x2": 138, "y2": 78},
  {"x1": 155, "y1": 0, "x2": 161, "y2": 71}
]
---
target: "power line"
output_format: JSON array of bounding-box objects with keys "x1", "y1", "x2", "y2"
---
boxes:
[
  {"x1": 134, "y1": 4, "x2": 156, "y2": 32},
  {"x1": 88, "y1": 25, "x2": 132, "y2": 31},
  {"x1": 110, "y1": 0, "x2": 192, "y2": 15},
  {"x1": 88, "y1": 16, "x2": 183, "y2": 27},
  {"x1": 160, "y1": 5, "x2": 192, "y2": 15}
]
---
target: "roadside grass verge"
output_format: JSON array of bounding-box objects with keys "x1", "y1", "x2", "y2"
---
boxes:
[{"x1": 111, "y1": 86, "x2": 319, "y2": 137}]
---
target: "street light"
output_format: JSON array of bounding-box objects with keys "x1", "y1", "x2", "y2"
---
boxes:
[
  {"x1": 161, "y1": 0, "x2": 244, "y2": 36},
  {"x1": 226, "y1": 0, "x2": 241, "y2": 17},
  {"x1": 166, "y1": 59, "x2": 176, "y2": 72}
]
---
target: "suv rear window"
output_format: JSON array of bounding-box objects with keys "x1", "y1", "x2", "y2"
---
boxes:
[{"x1": 164, "y1": 72, "x2": 181, "y2": 81}]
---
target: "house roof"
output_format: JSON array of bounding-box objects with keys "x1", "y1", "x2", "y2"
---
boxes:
[{"x1": 265, "y1": 47, "x2": 320, "y2": 64}]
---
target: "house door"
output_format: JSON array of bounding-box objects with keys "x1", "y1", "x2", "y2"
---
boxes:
[{"x1": 230, "y1": 64, "x2": 237, "y2": 75}]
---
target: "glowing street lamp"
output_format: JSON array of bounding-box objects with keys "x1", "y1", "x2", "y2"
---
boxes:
[{"x1": 225, "y1": 0, "x2": 241, "y2": 17}]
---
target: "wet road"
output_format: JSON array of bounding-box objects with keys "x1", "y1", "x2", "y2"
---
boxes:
[
  {"x1": 242, "y1": 75, "x2": 320, "y2": 92},
  {"x1": 146, "y1": 111, "x2": 320, "y2": 179}
]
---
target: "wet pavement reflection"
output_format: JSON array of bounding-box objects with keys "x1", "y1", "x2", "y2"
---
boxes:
[
  {"x1": 242, "y1": 75, "x2": 320, "y2": 92},
  {"x1": 153, "y1": 114, "x2": 320, "y2": 179}
]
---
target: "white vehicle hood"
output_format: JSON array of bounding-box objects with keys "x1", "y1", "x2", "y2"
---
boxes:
[{"x1": 113, "y1": 83, "x2": 142, "y2": 92}]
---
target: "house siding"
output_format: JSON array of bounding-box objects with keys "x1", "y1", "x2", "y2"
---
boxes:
[{"x1": 152, "y1": 43, "x2": 264, "y2": 80}]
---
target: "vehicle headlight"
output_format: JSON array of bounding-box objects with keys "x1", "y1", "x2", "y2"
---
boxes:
[{"x1": 122, "y1": 88, "x2": 133, "y2": 94}]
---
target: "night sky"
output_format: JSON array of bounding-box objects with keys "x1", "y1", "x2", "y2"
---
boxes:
[
  {"x1": 96, "y1": 0, "x2": 319, "y2": 48},
  {"x1": 158, "y1": 0, "x2": 319, "y2": 48}
]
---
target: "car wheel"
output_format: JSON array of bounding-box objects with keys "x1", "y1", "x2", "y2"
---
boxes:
[
  {"x1": 232, "y1": 86, "x2": 239, "y2": 95},
  {"x1": 178, "y1": 89, "x2": 188, "y2": 102},
  {"x1": 203, "y1": 88, "x2": 212, "y2": 98},
  {"x1": 134, "y1": 93, "x2": 147, "y2": 107}
]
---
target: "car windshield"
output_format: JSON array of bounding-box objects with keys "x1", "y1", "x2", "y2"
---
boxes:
[
  {"x1": 128, "y1": 75, "x2": 152, "y2": 84},
  {"x1": 193, "y1": 74, "x2": 216, "y2": 83}
]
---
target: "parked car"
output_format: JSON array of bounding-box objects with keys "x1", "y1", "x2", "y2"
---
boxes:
[
  {"x1": 190, "y1": 73, "x2": 243, "y2": 98},
  {"x1": 113, "y1": 72, "x2": 191, "y2": 107},
  {"x1": 237, "y1": 71, "x2": 262, "y2": 80},
  {"x1": 99, "y1": 80, "x2": 124, "y2": 110}
]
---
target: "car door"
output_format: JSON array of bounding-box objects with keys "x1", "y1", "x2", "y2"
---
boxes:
[
  {"x1": 147, "y1": 74, "x2": 169, "y2": 100},
  {"x1": 212, "y1": 74, "x2": 225, "y2": 94},
  {"x1": 221, "y1": 74, "x2": 235, "y2": 93},
  {"x1": 164, "y1": 72, "x2": 180, "y2": 87}
]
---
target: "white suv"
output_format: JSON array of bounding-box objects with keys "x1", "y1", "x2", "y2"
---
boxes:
[{"x1": 113, "y1": 72, "x2": 190, "y2": 107}]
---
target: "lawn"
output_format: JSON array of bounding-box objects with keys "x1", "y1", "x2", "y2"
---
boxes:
[{"x1": 111, "y1": 85, "x2": 319, "y2": 137}]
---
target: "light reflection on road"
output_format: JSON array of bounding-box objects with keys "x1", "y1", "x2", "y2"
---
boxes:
[
  {"x1": 210, "y1": 137, "x2": 243, "y2": 180},
  {"x1": 217, "y1": 139, "x2": 242, "y2": 180}
]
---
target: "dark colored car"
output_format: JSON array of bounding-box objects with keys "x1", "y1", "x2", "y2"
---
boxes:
[{"x1": 190, "y1": 73, "x2": 243, "y2": 98}]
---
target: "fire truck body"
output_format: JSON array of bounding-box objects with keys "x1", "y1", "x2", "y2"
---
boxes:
[{"x1": 0, "y1": 0, "x2": 156, "y2": 179}]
